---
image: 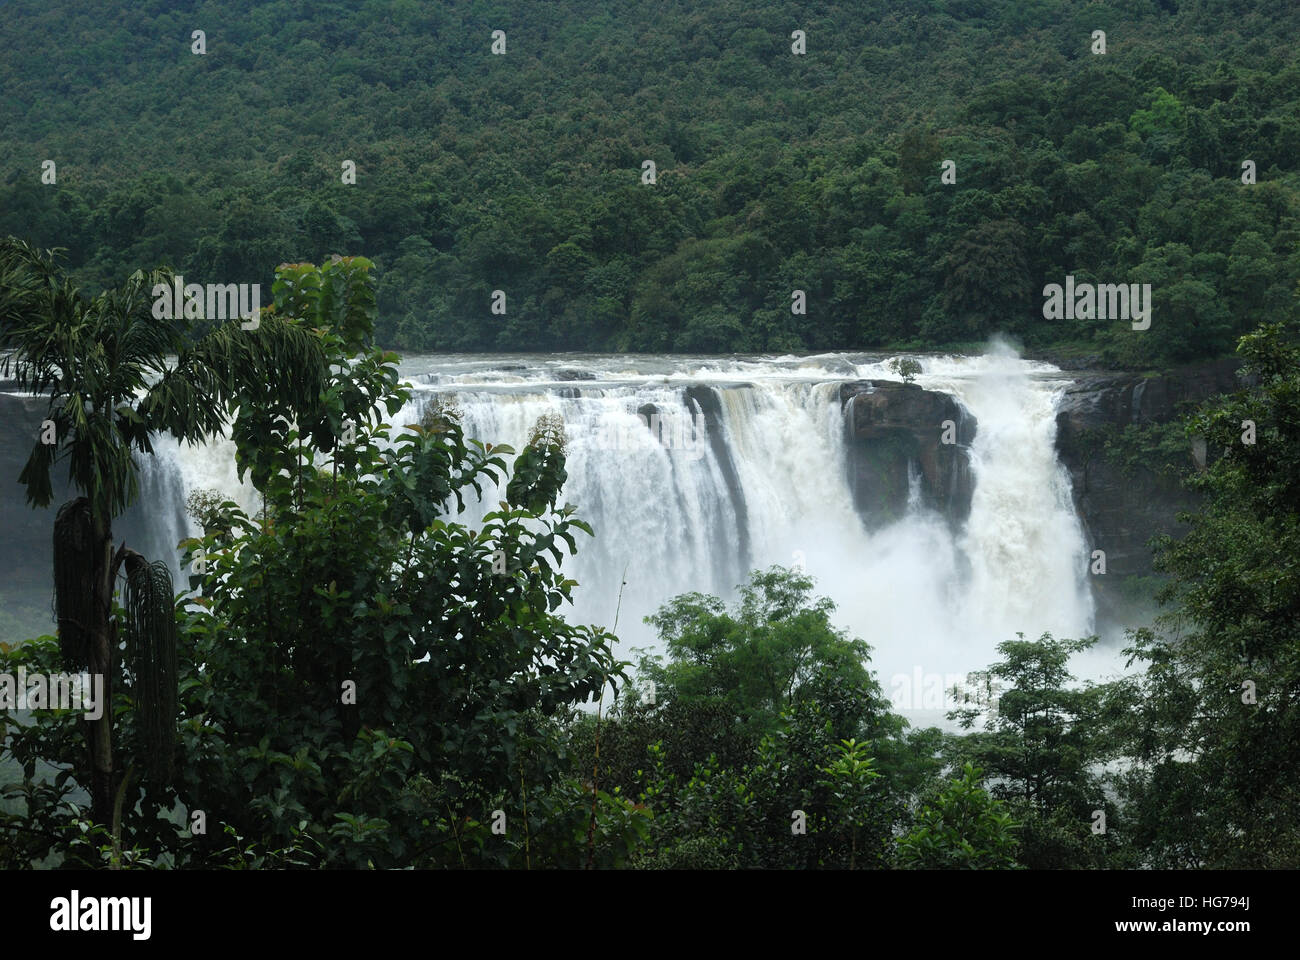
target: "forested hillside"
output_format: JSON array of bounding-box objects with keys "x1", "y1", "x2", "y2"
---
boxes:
[{"x1": 3, "y1": 0, "x2": 1299, "y2": 361}]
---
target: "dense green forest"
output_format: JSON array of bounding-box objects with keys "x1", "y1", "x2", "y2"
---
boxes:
[
  {"x1": 1, "y1": 250, "x2": 1297, "y2": 868},
  {"x1": 3, "y1": 0, "x2": 1299, "y2": 362}
]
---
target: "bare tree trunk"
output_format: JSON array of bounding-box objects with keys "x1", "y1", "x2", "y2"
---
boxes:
[{"x1": 88, "y1": 513, "x2": 116, "y2": 824}]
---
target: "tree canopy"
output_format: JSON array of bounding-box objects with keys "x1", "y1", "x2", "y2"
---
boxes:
[{"x1": 2, "y1": 0, "x2": 1298, "y2": 364}]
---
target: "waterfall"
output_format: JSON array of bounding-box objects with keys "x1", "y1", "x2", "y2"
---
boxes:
[
  {"x1": 918, "y1": 346, "x2": 1094, "y2": 647},
  {"x1": 143, "y1": 348, "x2": 1096, "y2": 722}
]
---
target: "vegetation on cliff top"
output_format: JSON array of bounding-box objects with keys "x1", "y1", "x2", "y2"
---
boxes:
[{"x1": 2, "y1": 0, "x2": 1298, "y2": 363}]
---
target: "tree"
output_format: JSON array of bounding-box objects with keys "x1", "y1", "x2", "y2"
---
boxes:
[
  {"x1": 889, "y1": 356, "x2": 922, "y2": 383},
  {"x1": 896, "y1": 763, "x2": 1020, "y2": 869},
  {"x1": 819, "y1": 737, "x2": 881, "y2": 869},
  {"x1": 896, "y1": 128, "x2": 942, "y2": 196},
  {"x1": 0, "y1": 237, "x2": 327, "y2": 822},
  {"x1": 1125, "y1": 242, "x2": 1233, "y2": 364},
  {"x1": 619, "y1": 568, "x2": 916, "y2": 868},
  {"x1": 946, "y1": 633, "x2": 1120, "y2": 868},
  {"x1": 938, "y1": 220, "x2": 1031, "y2": 339},
  {"x1": 169, "y1": 258, "x2": 626, "y2": 867},
  {"x1": 1112, "y1": 321, "x2": 1300, "y2": 867},
  {"x1": 1129, "y1": 87, "x2": 1186, "y2": 138},
  {"x1": 638, "y1": 566, "x2": 885, "y2": 736}
]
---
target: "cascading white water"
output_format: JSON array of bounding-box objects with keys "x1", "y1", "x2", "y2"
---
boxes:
[
  {"x1": 917, "y1": 344, "x2": 1094, "y2": 646},
  {"x1": 840, "y1": 344, "x2": 1096, "y2": 717},
  {"x1": 145, "y1": 347, "x2": 1097, "y2": 724}
]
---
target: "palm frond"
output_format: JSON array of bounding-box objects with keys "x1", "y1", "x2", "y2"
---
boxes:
[
  {"x1": 0, "y1": 238, "x2": 85, "y2": 397},
  {"x1": 140, "y1": 311, "x2": 328, "y2": 441}
]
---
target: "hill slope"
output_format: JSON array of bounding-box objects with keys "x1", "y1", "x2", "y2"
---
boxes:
[{"x1": 2, "y1": 0, "x2": 1298, "y2": 361}]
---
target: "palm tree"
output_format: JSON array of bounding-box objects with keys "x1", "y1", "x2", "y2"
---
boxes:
[{"x1": 0, "y1": 238, "x2": 328, "y2": 822}]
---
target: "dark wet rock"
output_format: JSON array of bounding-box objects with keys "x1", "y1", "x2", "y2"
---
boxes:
[
  {"x1": 683, "y1": 384, "x2": 749, "y2": 577},
  {"x1": 1055, "y1": 357, "x2": 1243, "y2": 438},
  {"x1": 839, "y1": 380, "x2": 976, "y2": 530},
  {"x1": 1053, "y1": 357, "x2": 1244, "y2": 623}
]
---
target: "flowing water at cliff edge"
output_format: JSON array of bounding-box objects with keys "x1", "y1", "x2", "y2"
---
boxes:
[{"x1": 147, "y1": 343, "x2": 1111, "y2": 725}]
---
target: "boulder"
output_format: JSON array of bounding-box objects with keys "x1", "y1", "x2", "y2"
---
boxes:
[{"x1": 839, "y1": 380, "x2": 976, "y2": 530}]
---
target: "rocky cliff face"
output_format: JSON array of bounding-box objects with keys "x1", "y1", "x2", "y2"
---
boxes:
[
  {"x1": 1053, "y1": 357, "x2": 1243, "y2": 623},
  {"x1": 839, "y1": 380, "x2": 976, "y2": 530}
]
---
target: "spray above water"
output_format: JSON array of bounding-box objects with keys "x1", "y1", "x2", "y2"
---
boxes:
[{"x1": 901, "y1": 341, "x2": 1094, "y2": 652}]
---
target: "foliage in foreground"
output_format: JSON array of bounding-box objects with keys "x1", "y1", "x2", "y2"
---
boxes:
[{"x1": 3, "y1": 253, "x2": 1299, "y2": 868}]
